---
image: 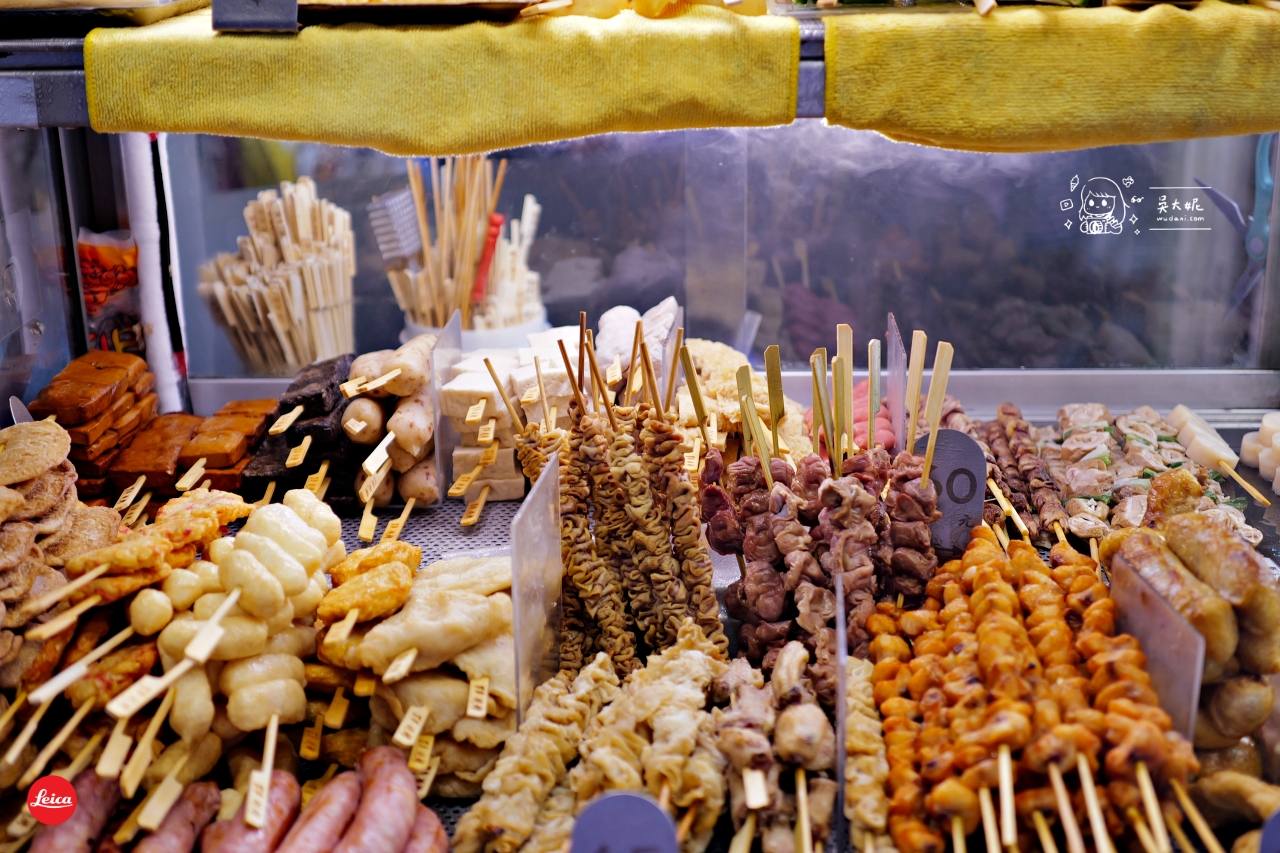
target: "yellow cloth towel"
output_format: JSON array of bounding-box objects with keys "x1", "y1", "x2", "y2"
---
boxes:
[
  {"x1": 86, "y1": 6, "x2": 797, "y2": 156},
  {"x1": 826, "y1": 0, "x2": 1280, "y2": 153}
]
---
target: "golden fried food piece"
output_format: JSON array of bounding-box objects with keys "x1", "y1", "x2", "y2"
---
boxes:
[
  {"x1": 62, "y1": 612, "x2": 113, "y2": 668},
  {"x1": 316, "y1": 624, "x2": 368, "y2": 670},
  {"x1": 321, "y1": 728, "x2": 368, "y2": 768},
  {"x1": 70, "y1": 563, "x2": 171, "y2": 605},
  {"x1": 66, "y1": 534, "x2": 171, "y2": 577},
  {"x1": 317, "y1": 561, "x2": 413, "y2": 625},
  {"x1": 304, "y1": 663, "x2": 356, "y2": 692},
  {"x1": 65, "y1": 642, "x2": 158, "y2": 709},
  {"x1": 40, "y1": 504, "x2": 120, "y2": 567},
  {"x1": 1143, "y1": 469, "x2": 1202, "y2": 528},
  {"x1": 329, "y1": 541, "x2": 422, "y2": 586},
  {"x1": 0, "y1": 487, "x2": 24, "y2": 525},
  {"x1": 155, "y1": 488, "x2": 252, "y2": 527},
  {"x1": 21, "y1": 621, "x2": 76, "y2": 686},
  {"x1": 166, "y1": 543, "x2": 198, "y2": 569},
  {"x1": 0, "y1": 422, "x2": 70, "y2": 486},
  {"x1": 150, "y1": 514, "x2": 221, "y2": 549}
]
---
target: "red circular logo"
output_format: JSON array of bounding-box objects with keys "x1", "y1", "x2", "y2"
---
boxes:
[{"x1": 28, "y1": 776, "x2": 76, "y2": 825}]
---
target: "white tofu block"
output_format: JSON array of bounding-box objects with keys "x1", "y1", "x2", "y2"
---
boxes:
[
  {"x1": 457, "y1": 425, "x2": 518, "y2": 447},
  {"x1": 510, "y1": 363, "x2": 573, "y2": 401},
  {"x1": 464, "y1": 477, "x2": 526, "y2": 504},
  {"x1": 1261, "y1": 448, "x2": 1278, "y2": 481},
  {"x1": 452, "y1": 446, "x2": 519, "y2": 478},
  {"x1": 451, "y1": 352, "x2": 519, "y2": 382},
  {"x1": 1241, "y1": 431, "x2": 1264, "y2": 469},
  {"x1": 517, "y1": 346, "x2": 576, "y2": 369},
  {"x1": 1260, "y1": 412, "x2": 1280, "y2": 447},
  {"x1": 527, "y1": 326, "x2": 580, "y2": 350},
  {"x1": 521, "y1": 395, "x2": 571, "y2": 428},
  {"x1": 441, "y1": 372, "x2": 517, "y2": 429}
]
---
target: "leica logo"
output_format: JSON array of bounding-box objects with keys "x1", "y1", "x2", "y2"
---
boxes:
[
  {"x1": 28, "y1": 775, "x2": 77, "y2": 825},
  {"x1": 30, "y1": 790, "x2": 74, "y2": 808}
]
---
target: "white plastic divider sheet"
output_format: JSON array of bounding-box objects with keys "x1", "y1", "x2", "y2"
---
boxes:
[
  {"x1": 510, "y1": 453, "x2": 562, "y2": 723},
  {"x1": 1110, "y1": 553, "x2": 1205, "y2": 740},
  {"x1": 432, "y1": 309, "x2": 463, "y2": 498},
  {"x1": 886, "y1": 314, "x2": 907, "y2": 456}
]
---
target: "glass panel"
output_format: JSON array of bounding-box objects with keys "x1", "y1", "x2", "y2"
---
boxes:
[
  {"x1": 0, "y1": 129, "x2": 76, "y2": 408},
  {"x1": 747, "y1": 121, "x2": 1270, "y2": 370}
]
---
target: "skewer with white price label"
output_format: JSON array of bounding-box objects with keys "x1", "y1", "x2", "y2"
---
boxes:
[
  {"x1": 449, "y1": 445, "x2": 496, "y2": 498},
  {"x1": 408, "y1": 734, "x2": 436, "y2": 773},
  {"x1": 358, "y1": 499, "x2": 378, "y2": 542},
  {"x1": 175, "y1": 459, "x2": 206, "y2": 492},
  {"x1": 305, "y1": 460, "x2": 330, "y2": 493},
  {"x1": 120, "y1": 687, "x2": 177, "y2": 798},
  {"x1": 252, "y1": 481, "x2": 276, "y2": 508},
  {"x1": 358, "y1": 457, "x2": 393, "y2": 505},
  {"x1": 345, "y1": 418, "x2": 367, "y2": 437},
  {"x1": 301, "y1": 764, "x2": 338, "y2": 808},
  {"x1": 339, "y1": 376, "x2": 366, "y2": 398},
  {"x1": 416, "y1": 756, "x2": 441, "y2": 800},
  {"x1": 383, "y1": 648, "x2": 417, "y2": 684},
  {"x1": 683, "y1": 436, "x2": 702, "y2": 473},
  {"x1": 466, "y1": 677, "x2": 489, "y2": 719},
  {"x1": 1, "y1": 699, "x2": 47, "y2": 768},
  {"x1": 461, "y1": 485, "x2": 491, "y2": 527},
  {"x1": 606, "y1": 353, "x2": 623, "y2": 388},
  {"x1": 464, "y1": 399, "x2": 487, "y2": 426},
  {"x1": 16, "y1": 698, "x2": 93, "y2": 787},
  {"x1": 380, "y1": 498, "x2": 415, "y2": 543},
  {"x1": 244, "y1": 714, "x2": 280, "y2": 828},
  {"x1": 113, "y1": 475, "x2": 146, "y2": 512},
  {"x1": 7, "y1": 729, "x2": 104, "y2": 839},
  {"x1": 520, "y1": 386, "x2": 539, "y2": 406},
  {"x1": 324, "y1": 687, "x2": 350, "y2": 729},
  {"x1": 138, "y1": 753, "x2": 192, "y2": 831},
  {"x1": 678, "y1": 346, "x2": 710, "y2": 451},
  {"x1": 285, "y1": 436, "x2": 311, "y2": 468},
  {"x1": 362, "y1": 431, "x2": 397, "y2": 477},
  {"x1": 361, "y1": 368, "x2": 402, "y2": 394},
  {"x1": 393, "y1": 705, "x2": 431, "y2": 748},
  {"x1": 324, "y1": 608, "x2": 360, "y2": 649},
  {"x1": 122, "y1": 491, "x2": 152, "y2": 527},
  {"x1": 31, "y1": 627, "x2": 135, "y2": 706},
  {"x1": 269, "y1": 405, "x2": 304, "y2": 435},
  {"x1": 743, "y1": 768, "x2": 769, "y2": 809}
]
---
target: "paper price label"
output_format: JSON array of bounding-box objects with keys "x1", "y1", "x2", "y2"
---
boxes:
[
  {"x1": 244, "y1": 770, "x2": 270, "y2": 828},
  {"x1": 448, "y1": 467, "x2": 481, "y2": 499},
  {"x1": 416, "y1": 756, "x2": 441, "y2": 800},
  {"x1": 253, "y1": 481, "x2": 276, "y2": 508},
  {"x1": 358, "y1": 459, "x2": 392, "y2": 505},
  {"x1": 382, "y1": 648, "x2": 418, "y2": 684},
  {"x1": 707, "y1": 418, "x2": 720, "y2": 450},
  {"x1": 392, "y1": 705, "x2": 431, "y2": 749},
  {"x1": 324, "y1": 687, "x2": 349, "y2": 729},
  {"x1": 466, "y1": 677, "x2": 489, "y2": 719},
  {"x1": 476, "y1": 418, "x2": 496, "y2": 445},
  {"x1": 461, "y1": 487, "x2": 490, "y2": 527},
  {"x1": 300, "y1": 719, "x2": 322, "y2": 760},
  {"x1": 465, "y1": 399, "x2": 487, "y2": 425},
  {"x1": 285, "y1": 435, "x2": 312, "y2": 469},
  {"x1": 113, "y1": 476, "x2": 146, "y2": 512},
  {"x1": 408, "y1": 734, "x2": 436, "y2": 773},
  {"x1": 175, "y1": 461, "x2": 206, "y2": 492},
  {"x1": 305, "y1": 460, "x2": 330, "y2": 494},
  {"x1": 607, "y1": 354, "x2": 622, "y2": 386},
  {"x1": 269, "y1": 405, "x2": 303, "y2": 436},
  {"x1": 353, "y1": 671, "x2": 377, "y2": 697},
  {"x1": 479, "y1": 443, "x2": 498, "y2": 467},
  {"x1": 521, "y1": 386, "x2": 539, "y2": 405},
  {"x1": 122, "y1": 492, "x2": 152, "y2": 527},
  {"x1": 362, "y1": 368, "x2": 402, "y2": 394},
  {"x1": 345, "y1": 418, "x2": 367, "y2": 436},
  {"x1": 340, "y1": 377, "x2": 367, "y2": 398}
]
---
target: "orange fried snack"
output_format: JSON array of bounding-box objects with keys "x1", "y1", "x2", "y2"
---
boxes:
[
  {"x1": 66, "y1": 534, "x2": 171, "y2": 578},
  {"x1": 317, "y1": 561, "x2": 413, "y2": 626},
  {"x1": 65, "y1": 642, "x2": 158, "y2": 709}
]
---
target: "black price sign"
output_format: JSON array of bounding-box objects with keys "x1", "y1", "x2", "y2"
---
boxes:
[
  {"x1": 913, "y1": 429, "x2": 987, "y2": 554},
  {"x1": 571, "y1": 792, "x2": 677, "y2": 853}
]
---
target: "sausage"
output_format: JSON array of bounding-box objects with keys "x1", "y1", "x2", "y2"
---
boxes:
[
  {"x1": 343, "y1": 398, "x2": 386, "y2": 446},
  {"x1": 134, "y1": 781, "x2": 221, "y2": 853},
  {"x1": 275, "y1": 771, "x2": 362, "y2": 853},
  {"x1": 387, "y1": 385, "x2": 435, "y2": 458},
  {"x1": 31, "y1": 771, "x2": 120, "y2": 853},
  {"x1": 332, "y1": 746, "x2": 418, "y2": 853},
  {"x1": 401, "y1": 805, "x2": 449, "y2": 853},
  {"x1": 382, "y1": 335, "x2": 435, "y2": 397},
  {"x1": 350, "y1": 350, "x2": 394, "y2": 399},
  {"x1": 201, "y1": 769, "x2": 299, "y2": 853}
]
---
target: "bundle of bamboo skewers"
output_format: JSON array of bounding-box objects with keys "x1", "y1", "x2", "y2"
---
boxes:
[
  {"x1": 385, "y1": 155, "x2": 544, "y2": 332},
  {"x1": 198, "y1": 177, "x2": 355, "y2": 375}
]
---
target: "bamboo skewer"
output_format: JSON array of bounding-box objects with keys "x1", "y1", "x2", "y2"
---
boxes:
[
  {"x1": 765, "y1": 344, "x2": 784, "y2": 457},
  {"x1": 905, "y1": 330, "x2": 928, "y2": 451},
  {"x1": 665, "y1": 327, "x2": 685, "y2": 415},
  {"x1": 1077, "y1": 753, "x2": 1115, "y2": 853},
  {"x1": 1171, "y1": 779, "x2": 1226, "y2": 853},
  {"x1": 837, "y1": 324, "x2": 854, "y2": 458},
  {"x1": 1049, "y1": 764, "x2": 1086, "y2": 853},
  {"x1": 1128, "y1": 808, "x2": 1160, "y2": 853},
  {"x1": 979, "y1": 786, "x2": 1001, "y2": 853},
  {"x1": 998, "y1": 744, "x2": 1016, "y2": 849},
  {"x1": 680, "y1": 346, "x2": 710, "y2": 451},
  {"x1": 920, "y1": 342, "x2": 955, "y2": 484},
  {"x1": 585, "y1": 341, "x2": 618, "y2": 431},
  {"x1": 1136, "y1": 763, "x2": 1172, "y2": 853},
  {"x1": 952, "y1": 816, "x2": 967, "y2": 853},
  {"x1": 868, "y1": 338, "x2": 881, "y2": 452},
  {"x1": 1032, "y1": 811, "x2": 1059, "y2": 853}
]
